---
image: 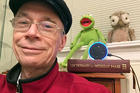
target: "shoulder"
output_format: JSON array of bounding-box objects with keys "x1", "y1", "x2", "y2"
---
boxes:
[
  {"x1": 0, "y1": 74, "x2": 6, "y2": 80},
  {"x1": 0, "y1": 74, "x2": 7, "y2": 86},
  {"x1": 59, "y1": 72, "x2": 111, "y2": 93}
]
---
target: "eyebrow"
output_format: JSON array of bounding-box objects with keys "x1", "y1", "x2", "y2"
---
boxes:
[
  {"x1": 43, "y1": 17, "x2": 56, "y2": 24},
  {"x1": 16, "y1": 12, "x2": 57, "y2": 24},
  {"x1": 16, "y1": 12, "x2": 28, "y2": 18}
]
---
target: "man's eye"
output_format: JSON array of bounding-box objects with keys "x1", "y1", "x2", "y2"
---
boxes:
[
  {"x1": 18, "y1": 21, "x2": 28, "y2": 24},
  {"x1": 44, "y1": 24, "x2": 52, "y2": 28}
]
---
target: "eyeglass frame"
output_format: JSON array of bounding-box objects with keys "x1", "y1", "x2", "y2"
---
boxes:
[{"x1": 10, "y1": 17, "x2": 65, "y2": 36}]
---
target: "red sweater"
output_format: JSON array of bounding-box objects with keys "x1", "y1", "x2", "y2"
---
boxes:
[{"x1": 0, "y1": 61, "x2": 111, "y2": 93}]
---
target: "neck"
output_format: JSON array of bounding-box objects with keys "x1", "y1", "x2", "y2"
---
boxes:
[{"x1": 21, "y1": 63, "x2": 54, "y2": 79}]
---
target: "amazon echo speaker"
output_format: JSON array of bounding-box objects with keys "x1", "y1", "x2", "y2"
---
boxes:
[{"x1": 88, "y1": 42, "x2": 108, "y2": 60}]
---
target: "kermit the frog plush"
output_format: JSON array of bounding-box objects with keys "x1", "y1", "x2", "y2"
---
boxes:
[{"x1": 60, "y1": 14, "x2": 106, "y2": 68}]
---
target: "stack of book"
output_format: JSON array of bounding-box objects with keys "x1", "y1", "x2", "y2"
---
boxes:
[{"x1": 67, "y1": 59, "x2": 130, "y2": 73}]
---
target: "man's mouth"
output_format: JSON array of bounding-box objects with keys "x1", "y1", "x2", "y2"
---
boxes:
[{"x1": 21, "y1": 46, "x2": 45, "y2": 55}]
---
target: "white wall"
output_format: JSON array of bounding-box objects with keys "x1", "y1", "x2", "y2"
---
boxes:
[
  {"x1": 0, "y1": 0, "x2": 17, "y2": 72},
  {"x1": 64, "y1": 0, "x2": 140, "y2": 46}
]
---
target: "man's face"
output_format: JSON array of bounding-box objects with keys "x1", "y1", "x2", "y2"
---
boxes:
[{"x1": 12, "y1": 2, "x2": 66, "y2": 68}]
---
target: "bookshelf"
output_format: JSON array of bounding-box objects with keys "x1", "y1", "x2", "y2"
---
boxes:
[{"x1": 77, "y1": 73, "x2": 125, "y2": 93}]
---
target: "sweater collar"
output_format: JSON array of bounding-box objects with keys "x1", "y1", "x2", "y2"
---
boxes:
[{"x1": 6, "y1": 59, "x2": 58, "y2": 85}]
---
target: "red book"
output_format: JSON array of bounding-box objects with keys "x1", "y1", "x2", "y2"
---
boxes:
[{"x1": 67, "y1": 59, "x2": 130, "y2": 73}]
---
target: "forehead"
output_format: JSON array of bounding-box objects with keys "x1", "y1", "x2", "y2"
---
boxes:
[{"x1": 16, "y1": 1, "x2": 59, "y2": 20}]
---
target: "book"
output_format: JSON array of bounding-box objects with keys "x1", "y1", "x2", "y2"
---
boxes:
[{"x1": 67, "y1": 59, "x2": 130, "y2": 73}]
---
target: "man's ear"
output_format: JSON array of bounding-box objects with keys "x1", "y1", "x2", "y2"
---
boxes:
[{"x1": 58, "y1": 35, "x2": 67, "y2": 51}]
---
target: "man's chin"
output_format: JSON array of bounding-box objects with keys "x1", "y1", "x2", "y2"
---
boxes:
[
  {"x1": 20, "y1": 61, "x2": 42, "y2": 68},
  {"x1": 19, "y1": 58, "x2": 42, "y2": 67}
]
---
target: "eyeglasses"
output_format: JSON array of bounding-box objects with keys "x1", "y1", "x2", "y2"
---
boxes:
[{"x1": 10, "y1": 17, "x2": 64, "y2": 36}]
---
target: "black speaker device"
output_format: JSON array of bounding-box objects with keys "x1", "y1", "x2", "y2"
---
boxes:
[{"x1": 88, "y1": 42, "x2": 108, "y2": 60}]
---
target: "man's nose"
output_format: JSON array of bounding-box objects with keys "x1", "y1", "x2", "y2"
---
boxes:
[{"x1": 25, "y1": 24, "x2": 40, "y2": 38}]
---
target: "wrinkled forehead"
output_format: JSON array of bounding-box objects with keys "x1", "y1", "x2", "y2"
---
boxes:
[{"x1": 16, "y1": 1, "x2": 57, "y2": 16}]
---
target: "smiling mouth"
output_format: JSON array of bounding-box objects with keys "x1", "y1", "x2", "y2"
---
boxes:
[
  {"x1": 81, "y1": 18, "x2": 92, "y2": 27},
  {"x1": 23, "y1": 47, "x2": 41, "y2": 50},
  {"x1": 21, "y1": 47, "x2": 45, "y2": 55}
]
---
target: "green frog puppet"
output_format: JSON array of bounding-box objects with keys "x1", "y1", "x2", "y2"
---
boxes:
[{"x1": 60, "y1": 14, "x2": 106, "y2": 68}]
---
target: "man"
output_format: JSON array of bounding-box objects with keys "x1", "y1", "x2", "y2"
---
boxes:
[{"x1": 0, "y1": 0, "x2": 111, "y2": 93}]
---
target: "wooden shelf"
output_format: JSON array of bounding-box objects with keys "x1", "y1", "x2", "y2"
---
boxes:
[
  {"x1": 76, "y1": 73, "x2": 126, "y2": 93},
  {"x1": 77, "y1": 73, "x2": 125, "y2": 79}
]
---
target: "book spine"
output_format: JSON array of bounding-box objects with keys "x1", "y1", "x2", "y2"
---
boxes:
[{"x1": 67, "y1": 59, "x2": 130, "y2": 73}]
